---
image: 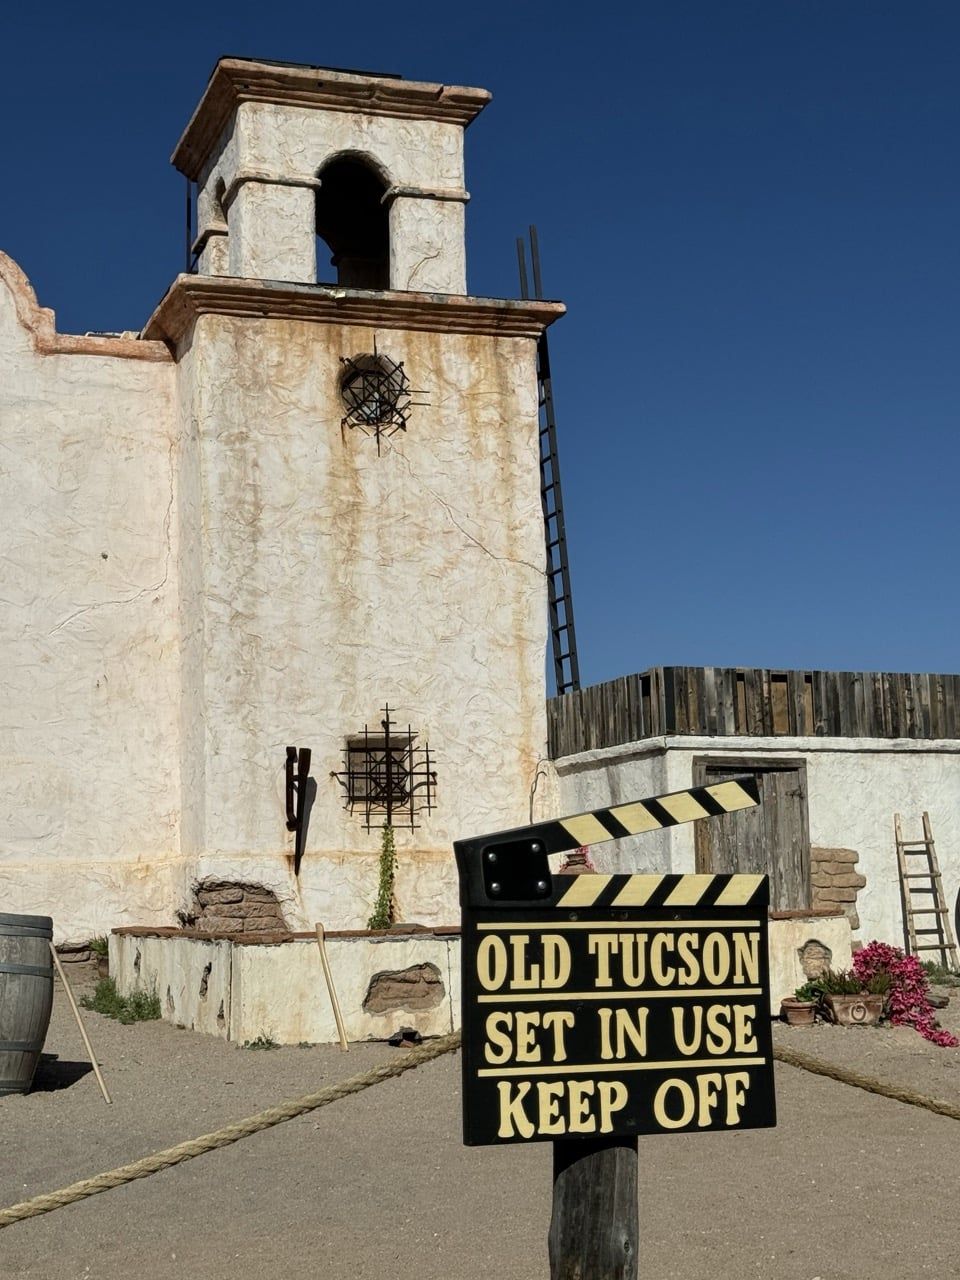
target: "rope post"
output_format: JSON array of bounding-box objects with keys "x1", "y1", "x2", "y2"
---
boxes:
[
  {"x1": 315, "y1": 923, "x2": 349, "y2": 1052},
  {"x1": 48, "y1": 941, "x2": 111, "y2": 1105}
]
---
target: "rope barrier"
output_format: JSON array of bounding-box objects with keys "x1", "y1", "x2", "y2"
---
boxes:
[
  {"x1": 4, "y1": 1033, "x2": 959, "y2": 1232},
  {"x1": 773, "y1": 1042, "x2": 960, "y2": 1121},
  {"x1": 0, "y1": 1030, "x2": 463, "y2": 1230}
]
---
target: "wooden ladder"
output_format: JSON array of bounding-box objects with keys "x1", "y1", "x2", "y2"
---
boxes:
[{"x1": 894, "y1": 812, "x2": 959, "y2": 969}]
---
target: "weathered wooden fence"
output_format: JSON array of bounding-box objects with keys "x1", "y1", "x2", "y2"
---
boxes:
[{"x1": 547, "y1": 667, "x2": 960, "y2": 759}]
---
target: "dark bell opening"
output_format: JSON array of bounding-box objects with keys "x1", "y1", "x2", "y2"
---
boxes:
[{"x1": 316, "y1": 157, "x2": 390, "y2": 289}]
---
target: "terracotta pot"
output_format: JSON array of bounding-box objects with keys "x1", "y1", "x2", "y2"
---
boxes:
[
  {"x1": 780, "y1": 997, "x2": 817, "y2": 1026},
  {"x1": 824, "y1": 993, "x2": 883, "y2": 1026}
]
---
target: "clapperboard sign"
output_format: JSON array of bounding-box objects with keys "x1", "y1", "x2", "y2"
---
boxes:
[{"x1": 454, "y1": 779, "x2": 776, "y2": 1146}]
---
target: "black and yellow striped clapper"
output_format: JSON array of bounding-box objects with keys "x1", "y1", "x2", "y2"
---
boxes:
[
  {"x1": 453, "y1": 776, "x2": 760, "y2": 909},
  {"x1": 514, "y1": 777, "x2": 758, "y2": 857}
]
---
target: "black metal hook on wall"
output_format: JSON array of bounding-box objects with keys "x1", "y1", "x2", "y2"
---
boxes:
[{"x1": 285, "y1": 746, "x2": 315, "y2": 876}]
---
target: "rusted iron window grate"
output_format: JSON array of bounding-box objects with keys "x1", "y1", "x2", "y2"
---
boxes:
[
  {"x1": 339, "y1": 352, "x2": 423, "y2": 453},
  {"x1": 334, "y1": 705, "x2": 436, "y2": 830}
]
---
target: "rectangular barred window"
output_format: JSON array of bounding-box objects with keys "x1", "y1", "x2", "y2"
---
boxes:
[{"x1": 335, "y1": 706, "x2": 436, "y2": 831}]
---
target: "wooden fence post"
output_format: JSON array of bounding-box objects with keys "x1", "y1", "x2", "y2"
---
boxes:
[
  {"x1": 550, "y1": 850, "x2": 637, "y2": 1280},
  {"x1": 549, "y1": 1135, "x2": 638, "y2": 1280}
]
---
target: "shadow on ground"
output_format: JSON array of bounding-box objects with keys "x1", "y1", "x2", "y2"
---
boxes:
[{"x1": 30, "y1": 1055, "x2": 93, "y2": 1093}]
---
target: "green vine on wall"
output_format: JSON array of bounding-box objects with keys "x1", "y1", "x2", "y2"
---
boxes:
[{"x1": 368, "y1": 824, "x2": 397, "y2": 930}]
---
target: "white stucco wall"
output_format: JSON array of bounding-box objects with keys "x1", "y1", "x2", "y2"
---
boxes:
[
  {"x1": 389, "y1": 197, "x2": 466, "y2": 293},
  {"x1": 228, "y1": 180, "x2": 316, "y2": 282},
  {"x1": 111, "y1": 930, "x2": 461, "y2": 1044},
  {"x1": 0, "y1": 253, "x2": 182, "y2": 941},
  {"x1": 0, "y1": 252, "x2": 549, "y2": 943},
  {"x1": 236, "y1": 101, "x2": 465, "y2": 198},
  {"x1": 182, "y1": 313, "x2": 548, "y2": 933},
  {"x1": 555, "y1": 734, "x2": 960, "y2": 948}
]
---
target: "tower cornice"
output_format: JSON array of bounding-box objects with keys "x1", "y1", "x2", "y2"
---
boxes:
[
  {"x1": 173, "y1": 57, "x2": 492, "y2": 180},
  {"x1": 142, "y1": 275, "x2": 564, "y2": 348}
]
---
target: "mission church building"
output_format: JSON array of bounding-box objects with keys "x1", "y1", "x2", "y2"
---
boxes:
[
  {"x1": 1, "y1": 57, "x2": 564, "y2": 941},
  {"x1": 4, "y1": 57, "x2": 960, "y2": 965}
]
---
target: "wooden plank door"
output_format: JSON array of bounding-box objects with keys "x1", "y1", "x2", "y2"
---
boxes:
[{"x1": 693, "y1": 759, "x2": 811, "y2": 911}]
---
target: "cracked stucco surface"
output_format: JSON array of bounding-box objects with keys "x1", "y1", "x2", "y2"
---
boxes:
[
  {"x1": 1, "y1": 255, "x2": 550, "y2": 941},
  {"x1": 183, "y1": 314, "x2": 549, "y2": 933},
  {"x1": 0, "y1": 263, "x2": 184, "y2": 939}
]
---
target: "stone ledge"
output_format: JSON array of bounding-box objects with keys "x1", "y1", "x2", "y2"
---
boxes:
[{"x1": 142, "y1": 274, "x2": 565, "y2": 348}]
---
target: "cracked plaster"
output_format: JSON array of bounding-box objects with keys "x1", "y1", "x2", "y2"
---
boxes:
[
  {"x1": 0, "y1": 249, "x2": 552, "y2": 942},
  {"x1": 0, "y1": 252, "x2": 181, "y2": 940}
]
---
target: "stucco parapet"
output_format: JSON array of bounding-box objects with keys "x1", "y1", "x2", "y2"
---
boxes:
[
  {"x1": 668, "y1": 734, "x2": 960, "y2": 755},
  {"x1": 554, "y1": 733, "x2": 960, "y2": 771},
  {"x1": 142, "y1": 273, "x2": 564, "y2": 347},
  {"x1": 553, "y1": 738, "x2": 671, "y2": 774},
  {"x1": 173, "y1": 57, "x2": 492, "y2": 179},
  {"x1": 0, "y1": 250, "x2": 171, "y2": 362}
]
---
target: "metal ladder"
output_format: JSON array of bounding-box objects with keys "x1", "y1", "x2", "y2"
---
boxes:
[
  {"x1": 517, "y1": 227, "x2": 581, "y2": 697},
  {"x1": 894, "y1": 812, "x2": 959, "y2": 969}
]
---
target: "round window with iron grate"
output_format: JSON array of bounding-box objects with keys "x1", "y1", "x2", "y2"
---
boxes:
[{"x1": 339, "y1": 352, "x2": 412, "y2": 435}]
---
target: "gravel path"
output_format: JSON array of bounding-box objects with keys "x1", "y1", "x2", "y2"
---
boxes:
[{"x1": 3, "y1": 967, "x2": 960, "y2": 1279}]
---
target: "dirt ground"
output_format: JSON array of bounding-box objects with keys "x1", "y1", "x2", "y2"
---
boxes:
[{"x1": 4, "y1": 967, "x2": 960, "y2": 1280}]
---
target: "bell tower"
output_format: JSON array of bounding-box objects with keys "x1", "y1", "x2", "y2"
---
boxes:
[
  {"x1": 180, "y1": 58, "x2": 480, "y2": 293},
  {"x1": 145, "y1": 58, "x2": 564, "y2": 930}
]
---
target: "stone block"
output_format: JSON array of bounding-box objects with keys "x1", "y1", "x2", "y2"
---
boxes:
[
  {"x1": 197, "y1": 916, "x2": 246, "y2": 933},
  {"x1": 363, "y1": 962, "x2": 445, "y2": 1014},
  {"x1": 243, "y1": 917, "x2": 286, "y2": 932},
  {"x1": 817, "y1": 861, "x2": 863, "y2": 879},
  {"x1": 197, "y1": 886, "x2": 244, "y2": 906},
  {"x1": 239, "y1": 886, "x2": 281, "y2": 904},
  {"x1": 239, "y1": 901, "x2": 286, "y2": 918},
  {"x1": 811, "y1": 847, "x2": 859, "y2": 865},
  {"x1": 816, "y1": 887, "x2": 858, "y2": 904},
  {"x1": 830, "y1": 872, "x2": 866, "y2": 889}
]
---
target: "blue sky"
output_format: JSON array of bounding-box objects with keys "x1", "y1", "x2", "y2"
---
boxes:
[{"x1": 3, "y1": 3, "x2": 959, "y2": 686}]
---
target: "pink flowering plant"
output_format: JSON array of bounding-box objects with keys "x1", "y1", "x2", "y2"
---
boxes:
[{"x1": 851, "y1": 941, "x2": 959, "y2": 1047}]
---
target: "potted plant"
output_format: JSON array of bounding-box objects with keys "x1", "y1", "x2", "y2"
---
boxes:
[
  {"x1": 853, "y1": 942, "x2": 959, "y2": 1046},
  {"x1": 780, "y1": 980, "x2": 821, "y2": 1026},
  {"x1": 817, "y1": 968, "x2": 884, "y2": 1026}
]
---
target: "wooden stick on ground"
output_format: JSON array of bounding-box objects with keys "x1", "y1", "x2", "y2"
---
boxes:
[
  {"x1": 314, "y1": 923, "x2": 349, "y2": 1052},
  {"x1": 47, "y1": 941, "x2": 112, "y2": 1105}
]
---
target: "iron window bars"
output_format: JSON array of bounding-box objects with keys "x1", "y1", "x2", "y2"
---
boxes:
[{"x1": 334, "y1": 705, "x2": 436, "y2": 831}]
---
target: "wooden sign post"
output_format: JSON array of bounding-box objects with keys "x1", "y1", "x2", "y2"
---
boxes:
[{"x1": 454, "y1": 779, "x2": 777, "y2": 1280}]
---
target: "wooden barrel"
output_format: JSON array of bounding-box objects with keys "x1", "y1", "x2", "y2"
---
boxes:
[{"x1": 0, "y1": 913, "x2": 54, "y2": 1096}]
